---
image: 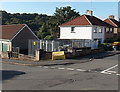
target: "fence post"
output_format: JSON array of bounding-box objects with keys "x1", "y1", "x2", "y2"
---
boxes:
[
  {"x1": 52, "y1": 40, "x2": 54, "y2": 51},
  {"x1": 46, "y1": 40, "x2": 48, "y2": 52},
  {"x1": 36, "y1": 49, "x2": 40, "y2": 61},
  {"x1": 40, "y1": 40, "x2": 42, "y2": 49}
]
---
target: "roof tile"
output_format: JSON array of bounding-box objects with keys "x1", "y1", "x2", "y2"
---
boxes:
[
  {"x1": 60, "y1": 15, "x2": 113, "y2": 27},
  {"x1": 104, "y1": 18, "x2": 120, "y2": 27},
  {"x1": 60, "y1": 15, "x2": 91, "y2": 26},
  {"x1": 0, "y1": 24, "x2": 25, "y2": 40}
]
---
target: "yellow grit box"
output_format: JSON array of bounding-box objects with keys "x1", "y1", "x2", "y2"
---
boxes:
[{"x1": 52, "y1": 51, "x2": 66, "y2": 60}]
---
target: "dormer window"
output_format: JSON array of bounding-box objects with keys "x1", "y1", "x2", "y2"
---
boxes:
[{"x1": 71, "y1": 27, "x2": 75, "y2": 33}]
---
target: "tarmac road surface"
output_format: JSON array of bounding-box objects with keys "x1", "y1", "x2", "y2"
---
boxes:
[{"x1": 1, "y1": 54, "x2": 119, "y2": 90}]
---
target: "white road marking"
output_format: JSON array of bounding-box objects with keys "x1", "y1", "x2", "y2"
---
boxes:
[
  {"x1": 101, "y1": 71, "x2": 112, "y2": 74},
  {"x1": 58, "y1": 67, "x2": 65, "y2": 70},
  {"x1": 2, "y1": 59, "x2": 119, "y2": 76},
  {"x1": 101, "y1": 64, "x2": 118, "y2": 74},
  {"x1": 37, "y1": 65, "x2": 118, "y2": 76},
  {"x1": 50, "y1": 67, "x2": 56, "y2": 69},
  {"x1": 116, "y1": 74, "x2": 120, "y2": 76},
  {"x1": 76, "y1": 69, "x2": 86, "y2": 72},
  {"x1": 103, "y1": 64, "x2": 118, "y2": 71},
  {"x1": 106, "y1": 71, "x2": 117, "y2": 73},
  {"x1": 66, "y1": 68, "x2": 75, "y2": 71},
  {"x1": 38, "y1": 66, "x2": 42, "y2": 68},
  {"x1": 43, "y1": 66, "x2": 49, "y2": 69}
]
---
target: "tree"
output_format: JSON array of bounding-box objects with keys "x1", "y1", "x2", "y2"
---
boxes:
[
  {"x1": 2, "y1": 11, "x2": 11, "y2": 24},
  {"x1": 37, "y1": 23, "x2": 50, "y2": 39},
  {"x1": 2, "y1": 6, "x2": 80, "y2": 40},
  {"x1": 54, "y1": 6, "x2": 80, "y2": 23},
  {"x1": 2, "y1": 10, "x2": 49, "y2": 34},
  {"x1": 38, "y1": 6, "x2": 80, "y2": 39}
]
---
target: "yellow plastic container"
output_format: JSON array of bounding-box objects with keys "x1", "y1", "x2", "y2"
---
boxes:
[{"x1": 52, "y1": 51, "x2": 66, "y2": 60}]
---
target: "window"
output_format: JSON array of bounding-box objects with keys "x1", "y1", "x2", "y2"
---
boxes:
[
  {"x1": 94, "y1": 27, "x2": 97, "y2": 33},
  {"x1": 118, "y1": 28, "x2": 120, "y2": 32},
  {"x1": 71, "y1": 27, "x2": 75, "y2": 33},
  {"x1": 105, "y1": 28, "x2": 109, "y2": 33},
  {"x1": 110, "y1": 28, "x2": 113, "y2": 32},
  {"x1": 98, "y1": 27, "x2": 102, "y2": 33}
]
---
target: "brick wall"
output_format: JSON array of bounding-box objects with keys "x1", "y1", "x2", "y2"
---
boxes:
[{"x1": 38, "y1": 48, "x2": 105, "y2": 60}]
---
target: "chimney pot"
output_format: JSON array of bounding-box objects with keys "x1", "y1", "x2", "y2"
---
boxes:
[
  {"x1": 86, "y1": 10, "x2": 93, "y2": 16},
  {"x1": 109, "y1": 15, "x2": 114, "y2": 19}
]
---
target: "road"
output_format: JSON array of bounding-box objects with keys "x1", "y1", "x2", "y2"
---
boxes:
[{"x1": 1, "y1": 54, "x2": 119, "y2": 90}]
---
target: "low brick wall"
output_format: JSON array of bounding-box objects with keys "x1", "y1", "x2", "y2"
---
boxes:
[
  {"x1": 66, "y1": 48, "x2": 105, "y2": 59},
  {"x1": 90, "y1": 49, "x2": 105, "y2": 55},
  {"x1": 1, "y1": 48, "x2": 105, "y2": 61},
  {"x1": 45, "y1": 52, "x2": 52, "y2": 60},
  {"x1": 19, "y1": 54, "x2": 36, "y2": 61},
  {"x1": 39, "y1": 51, "x2": 52, "y2": 60},
  {"x1": 1, "y1": 52, "x2": 36, "y2": 61},
  {"x1": 38, "y1": 48, "x2": 105, "y2": 60}
]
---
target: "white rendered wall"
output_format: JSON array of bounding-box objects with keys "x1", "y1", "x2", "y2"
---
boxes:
[
  {"x1": 59, "y1": 26, "x2": 105, "y2": 49},
  {"x1": 60, "y1": 26, "x2": 92, "y2": 40}
]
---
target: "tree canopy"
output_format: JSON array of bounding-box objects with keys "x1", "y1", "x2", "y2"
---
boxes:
[
  {"x1": 37, "y1": 6, "x2": 80, "y2": 39},
  {"x1": 1, "y1": 6, "x2": 80, "y2": 39},
  {"x1": 2, "y1": 10, "x2": 49, "y2": 34}
]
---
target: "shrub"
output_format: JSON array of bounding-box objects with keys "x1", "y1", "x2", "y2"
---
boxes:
[
  {"x1": 104, "y1": 39, "x2": 116, "y2": 43},
  {"x1": 100, "y1": 43, "x2": 113, "y2": 51}
]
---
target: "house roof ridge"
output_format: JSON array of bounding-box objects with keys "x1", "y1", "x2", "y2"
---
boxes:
[
  {"x1": 59, "y1": 15, "x2": 82, "y2": 27},
  {"x1": 104, "y1": 18, "x2": 119, "y2": 27},
  {"x1": 109, "y1": 18, "x2": 118, "y2": 27},
  {"x1": 60, "y1": 14, "x2": 91, "y2": 26},
  {"x1": 84, "y1": 15, "x2": 92, "y2": 25},
  {"x1": 88, "y1": 15, "x2": 113, "y2": 27},
  {"x1": 1, "y1": 24, "x2": 26, "y2": 40},
  {"x1": 60, "y1": 14, "x2": 113, "y2": 27},
  {"x1": 10, "y1": 25, "x2": 26, "y2": 41}
]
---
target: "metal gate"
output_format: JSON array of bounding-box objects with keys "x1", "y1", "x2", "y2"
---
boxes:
[
  {"x1": 28, "y1": 39, "x2": 91, "y2": 56},
  {"x1": 28, "y1": 40, "x2": 59, "y2": 56}
]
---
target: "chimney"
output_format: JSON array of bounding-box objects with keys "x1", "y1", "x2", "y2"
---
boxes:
[
  {"x1": 86, "y1": 10, "x2": 93, "y2": 16},
  {"x1": 109, "y1": 15, "x2": 114, "y2": 19}
]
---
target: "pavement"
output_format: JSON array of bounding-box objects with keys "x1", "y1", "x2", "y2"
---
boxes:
[{"x1": 1, "y1": 50, "x2": 120, "y2": 66}]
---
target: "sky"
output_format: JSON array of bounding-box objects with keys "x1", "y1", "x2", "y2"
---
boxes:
[{"x1": 0, "y1": 2, "x2": 119, "y2": 20}]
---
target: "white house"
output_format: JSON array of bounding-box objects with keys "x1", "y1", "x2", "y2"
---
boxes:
[{"x1": 59, "y1": 10, "x2": 113, "y2": 49}]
